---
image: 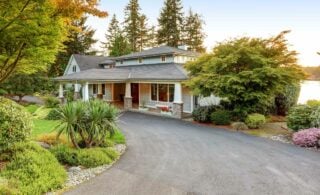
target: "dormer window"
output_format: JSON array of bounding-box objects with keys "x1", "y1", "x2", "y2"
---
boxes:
[
  {"x1": 72, "y1": 66, "x2": 77, "y2": 72},
  {"x1": 138, "y1": 58, "x2": 143, "y2": 63},
  {"x1": 161, "y1": 56, "x2": 166, "y2": 62}
]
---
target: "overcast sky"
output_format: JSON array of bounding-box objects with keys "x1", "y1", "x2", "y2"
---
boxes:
[{"x1": 87, "y1": 0, "x2": 320, "y2": 66}]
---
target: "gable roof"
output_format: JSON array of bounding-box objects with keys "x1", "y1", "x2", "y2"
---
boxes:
[
  {"x1": 55, "y1": 63, "x2": 188, "y2": 82},
  {"x1": 73, "y1": 54, "x2": 115, "y2": 71},
  {"x1": 116, "y1": 46, "x2": 199, "y2": 60}
]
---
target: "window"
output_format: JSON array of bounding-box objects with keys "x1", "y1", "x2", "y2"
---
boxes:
[
  {"x1": 151, "y1": 84, "x2": 158, "y2": 101},
  {"x1": 161, "y1": 56, "x2": 166, "y2": 62},
  {"x1": 102, "y1": 84, "x2": 105, "y2": 95},
  {"x1": 93, "y1": 84, "x2": 97, "y2": 94},
  {"x1": 150, "y1": 84, "x2": 175, "y2": 102},
  {"x1": 138, "y1": 58, "x2": 143, "y2": 63},
  {"x1": 72, "y1": 66, "x2": 76, "y2": 72},
  {"x1": 120, "y1": 60, "x2": 123, "y2": 65}
]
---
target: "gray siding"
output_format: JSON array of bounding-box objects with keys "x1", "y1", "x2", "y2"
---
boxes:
[{"x1": 116, "y1": 56, "x2": 174, "y2": 66}]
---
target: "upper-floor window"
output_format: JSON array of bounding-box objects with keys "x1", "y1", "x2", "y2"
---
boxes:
[
  {"x1": 161, "y1": 56, "x2": 166, "y2": 62},
  {"x1": 138, "y1": 58, "x2": 143, "y2": 63},
  {"x1": 72, "y1": 65, "x2": 77, "y2": 72}
]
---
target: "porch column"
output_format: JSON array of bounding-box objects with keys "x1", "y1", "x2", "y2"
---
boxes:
[
  {"x1": 97, "y1": 84, "x2": 103, "y2": 99},
  {"x1": 83, "y1": 82, "x2": 89, "y2": 101},
  {"x1": 58, "y1": 83, "x2": 64, "y2": 103},
  {"x1": 173, "y1": 83, "x2": 183, "y2": 119},
  {"x1": 124, "y1": 82, "x2": 132, "y2": 110},
  {"x1": 74, "y1": 83, "x2": 81, "y2": 100}
]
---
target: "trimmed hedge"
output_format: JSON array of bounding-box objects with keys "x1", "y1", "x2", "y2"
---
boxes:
[
  {"x1": 245, "y1": 113, "x2": 266, "y2": 129},
  {"x1": 0, "y1": 97, "x2": 33, "y2": 152},
  {"x1": 0, "y1": 142, "x2": 66, "y2": 194},
  {"x1": 50, "y1": 145, "x2": 119, "y2": 168},
  {"x1": 210, "y1": 110, "x2": 231, "y2": 125}
]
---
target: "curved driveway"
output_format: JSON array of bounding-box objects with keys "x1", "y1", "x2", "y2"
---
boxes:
[{"x1": 66, "y1": 112, "x2": 320, "y2": 195}]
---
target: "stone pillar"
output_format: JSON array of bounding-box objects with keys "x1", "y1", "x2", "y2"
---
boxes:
[
  {"x1": 58, "y1": 83, "x2": 64, "y2": 103},
  {"x1": 83, "y1": 82, "x2": 89, "y2": 101},
  {"x1": 97, "y1": 84, "x2": 103, "y2": 99},
  {"x1": 74, "y1": 83, "x2": 81, "y2": 100},
  {"x1": 124, "y1": 82, "x2": 132, "y2": 110},
  {"x1": 173, "y1": 83, "x2": 183, "y2": 118}
]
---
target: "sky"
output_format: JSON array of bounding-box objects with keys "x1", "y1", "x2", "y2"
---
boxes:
[{"x1": 87, "y1": 0, "x2": 320, "y2": 66}]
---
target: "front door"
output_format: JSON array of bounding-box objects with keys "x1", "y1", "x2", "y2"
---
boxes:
[{"x1": 131, "y1": 83, "x2": 139, "y2": 104}]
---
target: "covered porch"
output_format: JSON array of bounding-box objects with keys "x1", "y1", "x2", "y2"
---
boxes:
[{"x1": 57, "y1": 81, "x2": 192, "y2": 119}]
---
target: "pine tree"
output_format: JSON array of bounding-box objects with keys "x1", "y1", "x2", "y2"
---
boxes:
[
  {"x1": 146, "y1": 25, "x2": 158, "y2": 48},
  {"x1": 157, "y1": 0, "x2": 184, "y2": 47},
  {"x1": 124, "y1": 0, "x2": 144, "y2": 52},
  {"x1": 102, "y1": 14, "x2": 121, "y2": 52},
  {"x1": 183, "y1": 9, "x2": 206, "y2": 53},
  {"x1": 137, "y1": 14, "x2": 150, "y2": 51},
  {"x1": 49, "y1": 16, "x2": 97, "y2": 76},
  {"x1": 109, "y1": 34, "x2": 131, "y2": 57}
]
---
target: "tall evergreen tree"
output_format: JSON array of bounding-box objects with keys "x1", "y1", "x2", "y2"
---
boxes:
[
  {"x1": 49, "y1": 16, "x2": 97, "y2": 76},
  {"x1": 109, "y1": 34, "x2": 131, "y2": 57},
  {"x1": 124, "y1": 0, "x2": 142, "y2": 52},
  {"x1": 137, "y1": 14, "x2": 150, "y2": 51},
  {"x1": 146, "y1": 25, "x2": 158, "y2": 48},
  {"x1": 183, "y1": 9, "x2": 206, "y2": 53},
  {"x1": 157, "y1": 0, "x2": 184, "y2": 47},
  {"x1": 102, "y1": 14, "x2": 121, "y2": 52}
]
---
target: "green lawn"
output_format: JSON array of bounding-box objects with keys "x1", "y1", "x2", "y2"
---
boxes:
[
  {"x1": 25, "y1": 104, "x2": 40, "y2": 114},
  {"x1": 32, "y1": 119, "x2": 60, "y2": 137}
]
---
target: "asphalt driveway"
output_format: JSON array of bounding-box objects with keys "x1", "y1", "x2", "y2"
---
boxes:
[{"x1": 66, "y1": 112, "x2": 320, "y2": 195}]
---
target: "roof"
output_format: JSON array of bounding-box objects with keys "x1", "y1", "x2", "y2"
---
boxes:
[
  {"x1": 73, "y1": 54, "x2": 115, "y2": 71},
  {"x1": 116, "y1": 46, "x2": 199, "y2": 60},
  {"x1": 55, "y1": 63, "x2": 188, "y2": 82}
]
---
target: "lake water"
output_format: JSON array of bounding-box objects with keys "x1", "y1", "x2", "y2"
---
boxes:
[{"x1": 298, "y1": 80, "x2": 320, "y2": 104}]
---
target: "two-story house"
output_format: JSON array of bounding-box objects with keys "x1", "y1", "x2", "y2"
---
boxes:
[{"x1": 55, "y1": 46, "x2": 199, "y2": 118}]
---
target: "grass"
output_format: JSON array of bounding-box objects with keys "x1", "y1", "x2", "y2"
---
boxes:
[
  {"x1": 32, "y1": 119, "x2": 60, "y2": 137},
  {"x1": 25, "y1": 104, "x2": 40, "y2": 114},
  {"x1": 242, "y1": 122, "x2": 292, "y2": 138},
  {"x1": 109, "y1": 130, "x2": 126, "y2": 144}
]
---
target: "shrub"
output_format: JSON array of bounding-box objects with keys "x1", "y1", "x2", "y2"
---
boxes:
[
  {"x1": 306, "y1": 99, "x2": 320, "y2": 107},
  {"x1": 274, "y1": 83, "x2": 300, "y2": 116},
  {"x1": 231, "y1": 122, "x2": 248, "y2": 131},
  {"x1": 287, "y1": 105, "x2": 315, "y2": 131},
  {"x1": 36, "y1": 133, "x2": 69, "y2": 146},
  {"x1": 57, "y1": 100, "x2": 119, "y2": 148},
  {"x1": 310, "y1": 106, "x2": 320, "y2": 128},
  {"x1": 109, "y1": 130, "x2": 126, "y2": 144},
  {"x1": 45, "y1": 108, "x2": 61, "y2": 120},
  {"x1": 210, "y1": 110, "x2": 231, "y2": 125},
  {"x1": 192, "y1": 105, "x2": 221, "y2": 123},
  {"x1": 0, "y1": 97, "x2": 33, "y2": 152},
  {"x1": 292, "y1": 128, "x2": 320, "y2": 147},
  {"x1": 50, "y1": 145, "x2": 119, "y2": 168},
  {"x1": 0, "y1": 142, "x2": 66, "y2": 194},
  {"x1": 44, "y1": 96, "x2": 60, "y2": 108},
  {"x1": 245, "y1": 113, "x2": 266, "y2": 129}
]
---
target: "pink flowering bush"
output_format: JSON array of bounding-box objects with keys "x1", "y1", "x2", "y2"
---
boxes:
[{"x1": 292, "y1": 128, "x2": 320, "y2": 147}]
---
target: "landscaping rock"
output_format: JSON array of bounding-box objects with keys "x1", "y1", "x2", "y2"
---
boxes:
[
  {"x1": 65, "y1": 144, "x2": 127, "y2": 188},
  {"x1": 36, "y1": 141, "x2": 51, "y2": 149},
  {"x1": 270, "y1": 135, "x2": 292, "y2": 144}
]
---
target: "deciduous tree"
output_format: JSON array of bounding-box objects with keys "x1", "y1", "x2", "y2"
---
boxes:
[{"x1": 185, "y1": 31, "x2": 305, "y2": 116}]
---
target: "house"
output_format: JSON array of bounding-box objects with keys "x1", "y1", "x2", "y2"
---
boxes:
[{"x1": 55, "y1": 46, "x2": 199, "y2": 118}]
